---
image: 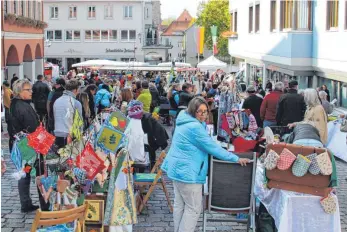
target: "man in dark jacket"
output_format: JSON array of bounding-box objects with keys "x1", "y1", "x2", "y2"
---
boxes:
[
  {"x1": 276, "y1": 80, "x2": 306, "y2": 126},
  {"x1": 176, "y1": 83, "x2": 194, "y2": 116},
  {"x1": 10, "y1": 73, "x2": 19, "y2": 90},
  {"x1": 32, "y1": 74, "x2": 50, "y2": 122},
  {"x1": 149, "y1": 82, "x2": 160, "y2": 113},
  {"x1": 8, "y1": 79, "x2": 48, "y2": 212},
  {"x1": 243, "y1": 86, "x2": 263, "y2": 128}
]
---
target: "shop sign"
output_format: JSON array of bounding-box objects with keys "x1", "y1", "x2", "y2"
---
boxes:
[
  {"x1": 106, "y1": 48, "x2": 135, "y2": 53},
  {"x1": 64, "y1": 49, "x2": 83, "y2": 54}
]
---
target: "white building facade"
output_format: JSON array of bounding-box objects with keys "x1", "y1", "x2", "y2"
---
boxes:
[
  {"x1": 44, "y1": 0, "x2": 169, "y2": 70},
  {"x1": 228, "y1": 0, "x2": 347, "y2": 109}
]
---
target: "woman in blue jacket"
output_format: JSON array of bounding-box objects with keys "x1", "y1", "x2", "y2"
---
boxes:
[
  {"x1": 95, "y1": 84, "x2": 111, "y2": 112},
  {"x1": 162, "y1": 97, "x2": 249, "y2": 232}
]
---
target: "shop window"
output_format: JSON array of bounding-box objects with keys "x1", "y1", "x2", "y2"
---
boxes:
[
  {"x1": 327, "y1": 0, "x2": 339, "y2": 30},
  {"x1": 270, "y1": 0, "x2": 277, "y2": 31},
  {"x1": 101, "y1": 30, "x2": 109, "y2": 41},
  {"x1": 124, "y1": 6, "x2": 133, "y2": 18},
  {"x1": 255, "y1": 4, "x2": 260, "y2": 32},
  {"x1": 85, "y1": 30, "x2": 92, "y2": 41},
  {"x1": 88, "y1": 6, "x2": 96, "y2": 19},
  {"x1": 121, "y1": 30, "x2": 128, "y2": 41},
  {"x1": 105, "y1": 5, "x2": 113, "y2": 19},
  {"x1": 50, "y1": 6, "x2": 58, "y2": 19},
  {"x1": 93, "y1": 30, "x2": 100, "y2": 41},
  {"x1": 55, "y1": 30, "x2": 62, "y2": 41},
  {"x1": 46, "y1": 30, "x2": 62, "y2": 42},
  {"x1": 129, "y1": 30, "x2": 136, "y2": 41},
  {"x1": 65, "y1": 30, "x2": 80, "y2": 42},
  {"x1": 249, "y1": 5, "x2": 253, "y2": 33},
  {"x1": 69, "y1": 6, "x2": 77, "y2": 19},
  {"x1": 341, "y1": 83, "x2": 347, "y2": 108},
  {"x1": 110, "y1": 30, "x2": 117, "y2": 41}
]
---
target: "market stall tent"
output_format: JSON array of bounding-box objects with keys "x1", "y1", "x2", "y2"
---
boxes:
[
  {"x1": 72, "y1": 59, "x2": 126, "y2": 68},
  {"x1": 157, "y1": 62, "x2": 192, "y2": 68},
  {"x1": 197, "y1": 55, "x2": 227, "y2": 71}
]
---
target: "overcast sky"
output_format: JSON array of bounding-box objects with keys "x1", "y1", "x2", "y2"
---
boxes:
[{"x1": 160, "y1": 0, "x2": 202, "y2": 19}]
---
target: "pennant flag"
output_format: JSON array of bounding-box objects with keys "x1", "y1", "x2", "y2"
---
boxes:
[{"x1": 211, "y1": 25, "x2": 218, "y2": 55}]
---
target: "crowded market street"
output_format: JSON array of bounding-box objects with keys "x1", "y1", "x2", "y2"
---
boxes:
[{"x1": 2, "y1": 0, "x2": 347, "y2": 231}]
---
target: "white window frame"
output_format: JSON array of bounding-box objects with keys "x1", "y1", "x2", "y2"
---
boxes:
[
  {"x1": 120, "y1": 30, "x2": 136, "y2": 42},
  {"x1": 65, "y1": 30, "x2": 81, "y2": 42},
  {"x1": 104, "y1": 5, "x2": 113, "y2": 19},
  {"x1": 123, "y1": 6, "x2": 133, "y2": 19},
  {"x1": 88, "y1": 6, "x2": 96, "y2": 19},
  {"x1": 69, "y1": 6, "x2": 77, "y2": 19},
  {"x1": 85, "y1": 30, "x2": 103, "y2": 42},
  {"x1": 101, "y1": 30, "x2": 109, "y2": 41},
  {"x1": 46, "y1": 30, "x2": 62, "y2": 42},
  {"x1": 50, "y1": 6, "x2": 58, "y2": 19},
  {"x1": 109, "y1": 30, "x2": 118, "y2": 41}
]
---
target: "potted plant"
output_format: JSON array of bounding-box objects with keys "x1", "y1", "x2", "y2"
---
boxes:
[{"x1": 4, "y1": 13, "x2": 17, "y2": 24}]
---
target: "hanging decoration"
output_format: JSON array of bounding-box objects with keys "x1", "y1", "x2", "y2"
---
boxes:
[
  {"x1": 71, "y1": 109, "x2": 84, "y2": 141},
  {"x1": 27, "y1": 124, "x2": 55, "y2": 155},
  {"x1": 211, "y1": 25, "x2": 218, "y2": 55},
  {"x1": 96, "y1": 126, "x2": 124, "y2": 153}
]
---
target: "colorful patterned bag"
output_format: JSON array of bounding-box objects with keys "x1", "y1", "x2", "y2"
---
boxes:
[
  {"x1": 277, "y1": 148, "x2": 296, "y2": 170},
  {"x1": 320, "y1": 194, "x2": 337, "y2": 214},
  {"x1": 316, "y1": 151, "x2": 333, "y2": 175},
  {"x1": 264, "y1": 149, "x2": 280, "y2": 170},
  {"x1": 292, "y1": 154, "x2": 311, "y2": 177},
  {"x1": 306, "y1": 153, "x2": 321, "y2": 175}
]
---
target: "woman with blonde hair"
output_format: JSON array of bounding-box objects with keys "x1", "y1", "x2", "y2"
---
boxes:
[
  {"x1": 288, "y1": 88, "x2": 328, "y2": 145},
  {"x1": 76, "y1": 92, "x2": 91, "y2": 129}
]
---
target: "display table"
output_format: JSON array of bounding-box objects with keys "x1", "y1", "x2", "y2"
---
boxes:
[
  {"x1": 327, "y1": 121, "x2": 347, "y2": 162},
  {"x1": 254, "y1": 162, "x2": 341, "y2": 232}
]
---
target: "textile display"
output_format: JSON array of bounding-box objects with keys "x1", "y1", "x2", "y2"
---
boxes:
[
  {"x1": 108, "y1": 111, "x2": 129, "y2": 133},
  {"x1": 320, "y1": 194, "x2": 337, "y2": 214},
  {"x1": 71, "y1": 109, "x2": 84, "y2": 141},
  {"x1": 76, "y1": 143, "x2": 106, "y2": 180},
  {"x1": 97, "y1": 126, "x2": 125, "y2": 153},
  {"x1": 277, "y1": 148, "x2": 296, "y2": 171},
  {"x1": 292, "y1": 155, "x2": 311, "y2": 177},
  {"x1": 255, "y1": 162, "x2": 341, "y2": 232},
  {"x1": 27, "y1": 124, "x2": 55, "y2": 155},
  {"x1": 104, "y1": 149, "x2": 137, "y2": 227},
  {"x1": 316, "y1": 152, "x2": 333, "y2": 175},
  {"x1": 306, "y1": 153, "x2": 320, "y2": 175}
]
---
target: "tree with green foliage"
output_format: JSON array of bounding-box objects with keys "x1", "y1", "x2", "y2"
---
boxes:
[{"x1": 196, "y1": 0, "x2": 230, "y2": 58}]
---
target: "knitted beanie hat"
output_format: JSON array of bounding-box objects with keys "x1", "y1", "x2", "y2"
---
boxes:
[{"x1": 127, "y1": 100, "x2": 143, "y2": 119}]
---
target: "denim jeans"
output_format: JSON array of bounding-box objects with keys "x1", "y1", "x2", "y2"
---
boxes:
[
  {"x1": 263, "y1": 120, "x2": 277, "y2": 128},
  {"x1": 173, "y1": 181, "x2": 202, "y2": 232}
]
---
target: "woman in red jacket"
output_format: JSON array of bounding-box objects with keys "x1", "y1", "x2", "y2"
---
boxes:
[{"x1": 260, "y1": 82, "x2": 284, "y2": 127}]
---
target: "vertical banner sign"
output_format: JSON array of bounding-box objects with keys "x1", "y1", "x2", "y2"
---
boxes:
[
  {"x1": 199, "y1": 27, "x2": 205, "y2": 55},
  {"x1": 211, "y1": 25, "x2": 218, "y2": 55},
  {"x1": 196, "y1": 27, "x2": 201, "y2": 55}
]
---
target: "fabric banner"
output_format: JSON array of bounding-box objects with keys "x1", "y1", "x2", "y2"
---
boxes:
[
  {"x1": 199, "y1": 27, "x2": 205, "y2": 54},
  {"x1": 211, "y1": 25, "x2": 218, "y2": 55}
]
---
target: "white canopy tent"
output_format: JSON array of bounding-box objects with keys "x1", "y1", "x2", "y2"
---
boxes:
[
  {"x1": 100, "y1": 66, "x2": 176, "y2": 71},
  {"x1": 157, "y1": 62, "x2": 192, "y2": 68},
  {"x1": 197, "y1": 55, "x2": 227, "y2": 71},
  {"x1": 72, "y1": 59, "x2": 126, "y2": 68}
]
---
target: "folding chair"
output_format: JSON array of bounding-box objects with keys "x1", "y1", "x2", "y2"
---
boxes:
[
  {"x1": 134, "y1": 151, "x2": 173, "y2": 214},
  {"x1": 203, "y1": 152, "x2": 257, "y2": 232},
  {"x1": 30, "y1": 203, "x2": 89, "y2": 232}
]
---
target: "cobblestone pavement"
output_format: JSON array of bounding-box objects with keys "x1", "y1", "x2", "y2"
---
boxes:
[{"x1": 1, "y1": 126, "x2": 347, "y2": 232}]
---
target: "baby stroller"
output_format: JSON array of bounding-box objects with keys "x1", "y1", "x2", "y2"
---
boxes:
[{"x1": 158, "y1": 96, "x2": 171, "y2": 125}]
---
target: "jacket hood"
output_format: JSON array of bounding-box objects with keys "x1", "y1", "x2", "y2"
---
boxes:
[{"x1": 176, "y1": 111, "x2": 203, "y2": 127}]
